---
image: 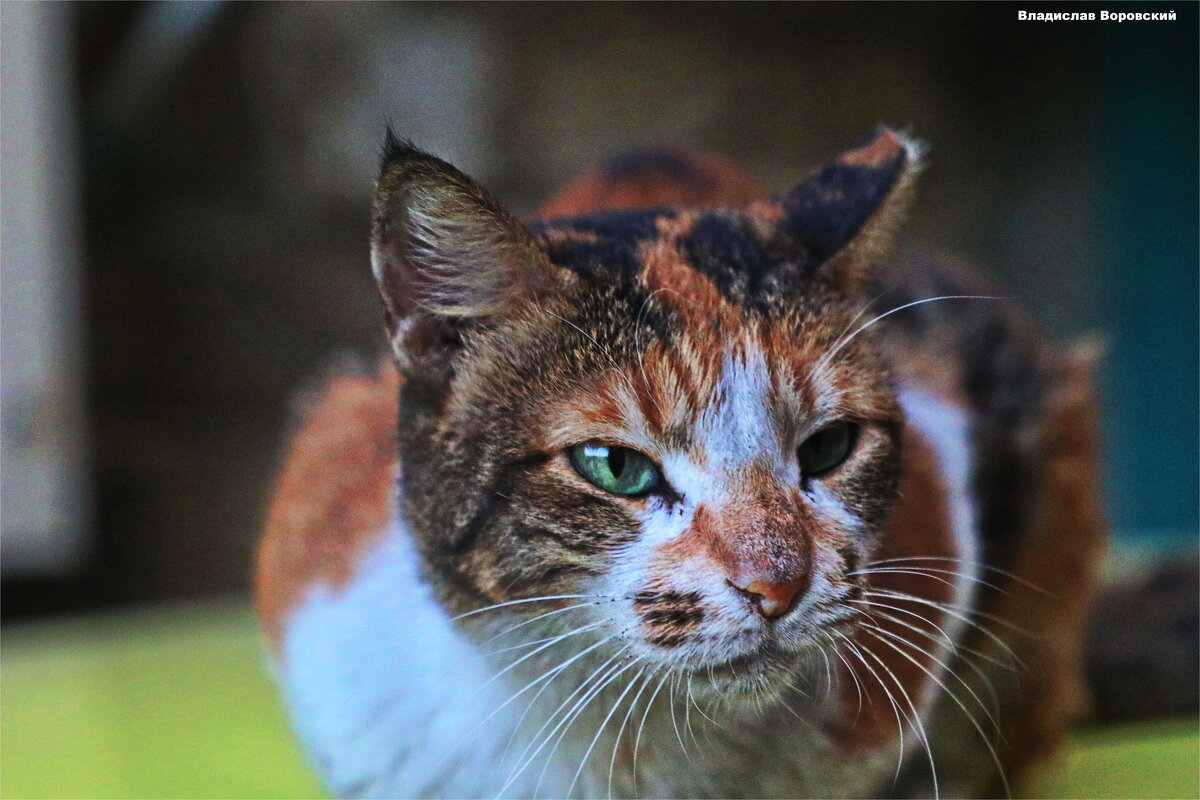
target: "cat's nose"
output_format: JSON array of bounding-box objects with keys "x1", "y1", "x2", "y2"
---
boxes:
[{"x1": 727, "y1": 575, "x2": 808, "y2": 620}]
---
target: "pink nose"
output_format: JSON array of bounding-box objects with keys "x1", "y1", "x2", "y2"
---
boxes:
[{"x1": 728, "y1": 576, "x2": 808, "y2": 620}]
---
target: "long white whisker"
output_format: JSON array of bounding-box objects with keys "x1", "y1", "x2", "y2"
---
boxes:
[
  {"x1": 823, "y1": 295, "x2": 1008, "y2": 365},
  {"x1": 566, "y1": 660, "x2": 647, "y2": 798},
  {"x1": 850, "y1": 566, "x2": 1013, "y2": 598},
  {"x1": 477, "y1": 630, "x2": 618, "y2": 735},
  {"x1": 855, "y1": 637, "x2": 940, "y2": 800},
  {"x1": 861, "y1": 624, "x2": 1010, "y2": 798},
  {"x1": 538, "y1": 304, "x2": 624, "y2": 373},
  {"x1": 667, "y1": 671, "x2": 691, "y2": 761},
  {"x1": 858, "y1": 618, "x2": 1000, "y2": 733},
  {"x1": 633, "y1": 668, "x2": 672, "y2": 796},
  {"x1": 503, "y1": 646, "x2": 630, "y2": 797},
  {"x1": 477, "y1": 622, "x2": 612, "y2": 698},
  {"x1": 863, "y1": 588, "x2": 1031, "y2": 665},
  {"x1": 812, "y1": 292, "x2": 886, "y2": 376},
  {"x1": 683, "y1": 675, "x2": 701, "y2": 747},
  {"x1": 608, "y1": 666, "x2": 659, "y2": 799},
  {"x1": 849, "y1": 597, "x2": 1013, "y2": 673},
  {"x1": 536, "y1": 654, "x2": 641, "y2": 798},
  {"x1": 862, "y1": 605, "x2": 1005, "y2": 720},
  {"x1": 484, "y1": 620, "x2": 608, "y2": 658},
  {"x1": 451, "y1": 594, "x2": 600, "y2": 622},
  {"x1": 825, "y1": 633, "x2": 868, "y2": 721},
  {"x1": 860, "y1": 556, "x2": 1052, "y2": 596},
  {"x1": 841, "y1": 638, "x2": 908, "y2": 784},
  {"x1": 483, "y1": 602, "x2": 598, "y2": 645}
]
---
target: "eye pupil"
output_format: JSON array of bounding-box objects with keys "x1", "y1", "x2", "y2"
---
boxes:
[{"x1": 608, "y1": 447, "x2": 625, "y2": 478}]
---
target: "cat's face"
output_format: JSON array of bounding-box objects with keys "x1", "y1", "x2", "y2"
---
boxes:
[{"x1": 372, "y1": 131, "x2": 917, "y2": 698}]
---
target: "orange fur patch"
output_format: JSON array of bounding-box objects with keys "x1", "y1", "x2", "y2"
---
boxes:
[
  {"x1": 839, "y1": 130, "x2": 904, "y2": 169},
  {"x1": 256, "y1": 362, "x2": 401, "y2": 649},
  {"x1": 538, "y1": 152, "x2": 770, "y2": 218}
]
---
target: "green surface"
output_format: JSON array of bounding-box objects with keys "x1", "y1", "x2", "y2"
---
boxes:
[
  {"x1": 1, "y1": 602, "x2": 324, "y2": 799},
  {"x1": 2, "y1": 602, "x2": 1196, "y2": 799},
  {"x1": 1031, "y1": 718, "x2": 1199, "y2": 800}
]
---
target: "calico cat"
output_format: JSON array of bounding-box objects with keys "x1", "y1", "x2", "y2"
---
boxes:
[{"x1": 256, "y1": 128, "x2": 1107, "y2": 798}]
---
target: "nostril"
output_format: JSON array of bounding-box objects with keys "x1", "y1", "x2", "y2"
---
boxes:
[{"x1": 727, "y1": 577, "x2": 807, "y2": 620}]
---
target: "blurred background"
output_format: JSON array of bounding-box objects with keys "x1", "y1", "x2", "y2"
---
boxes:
[
  {"x1": 0, "y1": 2, "x2": 1196, "y2": 796},
  {"x1": 4, "y1": 0, "x2": 1195, "y2": 616}
]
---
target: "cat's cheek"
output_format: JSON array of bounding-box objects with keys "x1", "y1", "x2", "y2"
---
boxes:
[{"x1": 585, "y1": 500, "x2": 715, "y2": 655}]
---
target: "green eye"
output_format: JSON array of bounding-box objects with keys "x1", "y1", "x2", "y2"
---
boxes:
[
  {"x1": 798, "y1": 422, "x2": 858, "y2": 477},
  {"x1": 568, "y1": 443, "x2": 661, "y2": 496}
]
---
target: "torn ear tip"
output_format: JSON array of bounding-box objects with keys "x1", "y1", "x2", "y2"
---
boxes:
[{"x1": 889, "y1": 127, "x2": 928, "y2": 166}]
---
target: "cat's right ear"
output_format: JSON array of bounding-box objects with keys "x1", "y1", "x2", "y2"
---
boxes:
[
  {"x1": 778, "y1": 128, "x2": 923, "y2": 293},
  {"x1": 370, "y1": 132, "x2": 556, "y2": 384}
]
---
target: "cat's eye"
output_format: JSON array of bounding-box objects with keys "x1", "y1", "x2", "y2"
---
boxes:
[
  {"x1": 798, "y1": 422, "x2": 858, "y2": 478},
  {"x1": 568, "y1": 443, "x2": 661, "y2": 496}
]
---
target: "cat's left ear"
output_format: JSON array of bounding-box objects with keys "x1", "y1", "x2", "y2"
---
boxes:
[
  {"x1": 779, "y1": 128, "x2": 923, "y2": 291},
  {"x1": 370, "y1": 132, "x2": 557, "y2": 383}
]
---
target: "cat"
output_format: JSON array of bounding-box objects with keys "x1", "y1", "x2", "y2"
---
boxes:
[{"x1": 256, "y1": 128, "x2": 1107, "y2": 798}]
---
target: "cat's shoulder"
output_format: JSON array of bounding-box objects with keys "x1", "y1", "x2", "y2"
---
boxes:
[{"x1": 256, "y1": 359, "x2": 400, "y2": 647}]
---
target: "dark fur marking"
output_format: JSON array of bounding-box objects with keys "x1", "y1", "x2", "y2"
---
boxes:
[
  {"x1": 646, "y1": 630, "x2": 691, "y2": 649},
  {"x1": 532, "y1": 208, "x2": 674, "y2": 282},
  {"x1": 780, "y1": 160, "x2": 903, "y2": 266}
]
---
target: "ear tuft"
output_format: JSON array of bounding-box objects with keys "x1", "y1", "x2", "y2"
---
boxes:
[
  {"x1": 780, "y1": 127, "x2": 924, "y2": 290},
  {"x1": 370, "y1": 133, "x2": 555, "y2": 379},
  {"x1": 380, "y1": 125, "x2": 420, "y2": 166}
]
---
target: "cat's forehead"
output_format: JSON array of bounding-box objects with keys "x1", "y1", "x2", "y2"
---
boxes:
[{"x1": 531, "y1": 205, "x2": 814, "y2": 312}]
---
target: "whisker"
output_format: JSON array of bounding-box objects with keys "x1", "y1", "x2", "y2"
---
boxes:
[
  {"x1": 633, "y1": 667, "x2": 672, "y2": 798},
  {"x1": 484, "y1": 619, "x2": 608, "y2": 658},
  {"x1": 667, "y1": 671, "x2": 691, "y2": 761},
  {"x1": 855, "y1": 637, "x2": 941, "y2": 800},
  {"x1": 476, "y1": 630, "x2": 618, "y2": 734},
  {"x1": 503, "y1": 646, "x2": 630, "y2": 797},
  {"x1": 477, "y1": 622, "x2": 612, "y2": 697},
  {"x1": 849, "y1": 598, "x2": 1014, "y2": 674},
  {"x1": 608, "y1": 665, "x2": 660, "y2": 800},
  {"x1": 822, "y1": 295, "x2": 1009, "y2": 366},
  {"x1": 840, "y1": 637, "x2": 909, "y2": 785},
  {"x1": 811, "y1": 291, "x2": 887, "y2": 376},
  {"x1": 860, "y1": 624, "x2": 1010, "y2": 798},
  {"x1": 536, "y1": 303, "x2": 624, "y2": 373},
  {"x1": 858, "y1": 619, "x2": 1001, "y2": 733},
  {"x1": 864, "y1": 585, "x2": 1032, "y2": 638},
  {"x1": 860, "y1": 555, "x2": 1052, "y2": 596},
  {"x1": 451, "y1": 594, "x2": 600, "y2": 622},
  {"x1": 863, "y1": 588, "x2": 1033, "y2": 665},
  {"x1": 566, "y1": 660, "x2": 647, "y2": 798},
  {"x1": 684, "y1": 675, "x2": 701, "y2": 747},
  {"x1": 821, "y1": 631, "x2": 867, "y2": 720},
  {"x1": 849, "y1": 602, "x2": 1007, "y2": 720},
  {"x1": 537, "y1": 654, "x2": 641, "y2": 798},
  {"x1": 849, "y1": 566, "x2": 1012, "y2": 598},
  {"x1": 482, "y1": 602, "x2": 598, "y2": 645}
]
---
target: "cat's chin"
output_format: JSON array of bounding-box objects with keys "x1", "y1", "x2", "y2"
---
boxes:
[{"x1": 687, "y1": 648, "x2": 801, "y2": 703}]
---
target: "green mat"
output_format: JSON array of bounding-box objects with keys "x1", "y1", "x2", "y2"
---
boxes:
[{"x1": 2, "y1": 602, "x2": 1195, "y2": 799}]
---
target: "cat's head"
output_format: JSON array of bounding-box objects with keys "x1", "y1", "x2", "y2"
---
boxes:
[{"x1": 371, "y1": 129, "x2": 920, "y2": 698}]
